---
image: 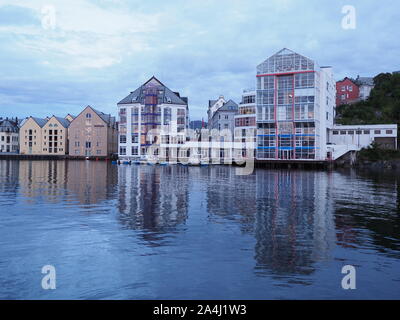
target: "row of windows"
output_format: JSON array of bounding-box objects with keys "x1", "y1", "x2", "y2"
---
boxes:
[
  {"x1": 256, "y1": 148, "x2": 316, "y2": 160},
  {"x1": 257, "y1": 104, "x2": 315, "y2": 121},
  {"x1": 42, "y1": 148, "x2": 64, "y2": 153},
  {"x1": 235, "y1": 117, "x2": 256, "y2": 127},
  {"x1": 74, "y1": 150, "x2": 102, "y2": 155},
  {"x1": 332, "y1": 129, "x2": 393, "y2": 135},
  {"x1": 73, "y1": 141, "x2": 101, "y2": 147},
  {"x1": 242, "y1": 95, "x2": 255, "y2": 104},
  {"x1": 0, "y1": 136, "x2": 18, "y2": 142},
  {"x1": 238, "y1": 106, "x2": 255, "y2": 115},
  {"x1": 340, "y1": 85, "x2": 353, "y2": 92}
]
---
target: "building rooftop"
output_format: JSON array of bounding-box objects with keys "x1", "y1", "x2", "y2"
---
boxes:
[
  {"x1": 118, "y1": 76, "x2": 188, "y2": 106},
  {"x1": 0, "y1": 118, "x2": 19, "y2": 133},
  {"x1": 355, "y1": 76, "x2": 374, "y2": 86},
  {"x1": 30, "y1": 117, "x2": 48, "y2": 127},
  {"x1": 53, "y1": 116, "x2": 71, "y2": 128}
]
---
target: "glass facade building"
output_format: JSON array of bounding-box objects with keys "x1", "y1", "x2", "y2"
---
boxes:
[{"x1": 256, "y1": 48, "x2": 335, "y2": 161}]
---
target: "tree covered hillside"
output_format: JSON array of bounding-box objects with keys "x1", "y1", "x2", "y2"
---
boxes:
[{"x1": 336, "y1": 72, "x2": 400, "y2": 128}]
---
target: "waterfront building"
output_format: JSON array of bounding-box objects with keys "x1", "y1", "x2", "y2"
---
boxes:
[
  {"x1": 19, "y1": 117, "x2": 48, "y2": 155},
  {"x1": 0, "y1": 117, "x2": 20, "y2": 153},
  {"x1": 206, "y1": 97, "x2": 238, "y2": 162},
  {"x1": 117, "y1": 76, "x2": 189, "y2": 161},
  {"x1": 68, "y1": 105, "x2": 118, "y2": 158},
  {"x1": 207, "y1": 96, "x2": 238, "y2": 135},
  {"x1": 329, "y1": 124, "x2": 398, "y2": 151},
  {"x1": 234, "y1": 89, "x2": 256, "y2": 158},
  {"x1": 336, "y1": 77, "x2": 359, "y2": 106},
  {"x1": 41, "y1": 116, "x2": 70, "y2": 155},
  {"x1": 256, "y1": 48, "x2": 336, "y2": 161}
]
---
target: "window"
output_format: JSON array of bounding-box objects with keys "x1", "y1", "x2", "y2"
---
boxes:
[
  {"x1": 348, "y1": 130, "x2": 354, "y2": 135},
  {"x1": 131, "y1": 133, "x2": 139, "y2": 143},
  {"x1": 374, "y1": 130, "x2": 381, "y2": 134},
  {"x1": 75, "y1": 141, "x2": 80, "y2": 147},
  {"x1": 386, "y1": 130, "x2": 393, "y2": 134},
  {"x1": 356, "y1": 130, "x2": 362, "y2": 134},
  {"x1": 120, "y1": 135, "x2": 127, "y2": 143},
  {"x1": 131, "y1": 146, "x2": 138, "y2": 155},
  {"x1": 119, "y1": 147, "x2": 126, "y2": 155},
  {"x1": 364, "y1": 130, "x2": 370, "y2": 134},
  {"x1": 349, "y1": 86, "x2": 353, "y2": 92},
  {"x1": 340, "y1": 131, "x2": 346, "y2": 135},
  {"x1": 332, "y1": 131, "x2": 339, "y2": 135},
  {"x1": 86, "y1": 113, "x2": 92, "y2": 118},
  {"x1": 85, "y1": 141, "x2": 91, "y2": 148},
  {"x1": 96, "y1": 150, "x2": 101, "y2": 155}
]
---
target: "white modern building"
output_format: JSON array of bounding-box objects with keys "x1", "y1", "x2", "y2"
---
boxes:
[
  {"x1": 117, "y1": 76, "x2": 189, "y2": 161},
  {"x1": 255, "y1": 48, "x2": 336, "y2": 161}
]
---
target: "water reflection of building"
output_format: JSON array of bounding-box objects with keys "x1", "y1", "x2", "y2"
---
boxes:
[
  {"x1": 117, "y1": 165, "x2": 189, "y2": 231},
  {"x1": 205, "y1": 166, "x2": 257, "y2": 233},
  {"x1": 65, "y1": 160, "x2": 118, "y2": 205},
  {"x1": 0, "y1": 160, "x2": 20, "y2": 204},
  {"x1": 17, "y1": 160, "x2": 117, "y2": 206},
  {"x1": 254, "y1": 170, "x2": 336, "y2": 275},
  {"x1": 18, "y1": 160, "x2": 68, "y2": 202}
]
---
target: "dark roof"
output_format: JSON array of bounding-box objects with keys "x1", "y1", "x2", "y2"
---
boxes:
[
  {"x1": 218, "y1": 99, "x2": 238, "y2": 111},
  {"x1": 118, "y1": 76, "x2": 187, "y2": 105},
  {"x1": 53, "y1": 116, "x2": 71, "y2": 128},
  {"x1": 30, "y1": 117, "x2": 48, "y2": 127},
  {"x1": 0, "y1": 119, "x2": 19, "y2": 133},
  {"x1": 337, "y1": 77, "x2": 357, "y2": 85}
]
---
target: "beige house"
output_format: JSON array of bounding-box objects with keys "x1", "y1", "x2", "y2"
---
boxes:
[
  {"x1": 68, "y1": 105, "x2": 118, "y2": 158},
  {"x1": 19, "y1": 117, "x2": 47, "y2": 154},
  {"x1": 42, "y1": 116, "x2": 71, "y2": 155}
]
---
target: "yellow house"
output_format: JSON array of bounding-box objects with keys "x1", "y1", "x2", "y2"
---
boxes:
[
  {"x1": 42, "y1": 116, "x2": 70, "y2": 155},
  {"x1": 19, "y1": 117, "x2": 47, "y2": 154}
]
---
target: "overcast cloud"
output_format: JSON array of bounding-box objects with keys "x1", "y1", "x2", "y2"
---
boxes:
[{"x1": 0, "y1": 0, "x2": 399, "y2": 120}]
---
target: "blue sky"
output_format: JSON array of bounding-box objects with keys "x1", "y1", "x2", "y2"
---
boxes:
[{"x1": 0, "y1": 0, "x2": 399, "y2": 120}]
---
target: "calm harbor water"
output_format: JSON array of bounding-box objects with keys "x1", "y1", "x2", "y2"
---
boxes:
[{"x1": 0, "y1": 159, "x2": 399, "y2": 299}]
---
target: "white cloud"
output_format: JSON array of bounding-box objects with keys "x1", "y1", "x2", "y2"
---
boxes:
[{"x1": 0, "y1": 0, "x2": 160, "y2": 70}]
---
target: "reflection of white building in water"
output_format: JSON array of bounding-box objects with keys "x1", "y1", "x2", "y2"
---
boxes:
[
  {"x1": 254, "y1": 170, "x2": 336, "y2": 274},
  {"x1": 117, "y1": 165, "x2": 189, "y2": 230}
]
